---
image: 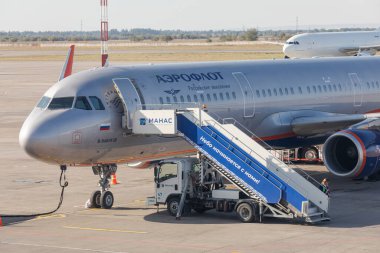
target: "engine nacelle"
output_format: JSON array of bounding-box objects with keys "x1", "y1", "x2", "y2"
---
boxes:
[{"x1": 323, "y1": 129, "x2": 380, "y2": 178}]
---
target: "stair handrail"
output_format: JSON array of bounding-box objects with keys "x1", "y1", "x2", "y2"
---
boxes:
[
  {"x1": 220, "y1": 117, "x2": 324, "y2": 189},
  {"x1": 180, "y1": 111, "x2": 283, "y2": 196}
]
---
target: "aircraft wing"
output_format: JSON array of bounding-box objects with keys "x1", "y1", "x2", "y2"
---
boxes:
[{"x1": 291, "y1": 113, "x2": 379, "y2": 136}]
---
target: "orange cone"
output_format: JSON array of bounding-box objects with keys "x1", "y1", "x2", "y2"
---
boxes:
[{"x1": 111, "y1": 173, "x2": 119, "y2": 185}]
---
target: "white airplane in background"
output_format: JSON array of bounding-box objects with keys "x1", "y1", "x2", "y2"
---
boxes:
[{"x1": 283, "y1": 30, "x2": 380, "y2": 58}]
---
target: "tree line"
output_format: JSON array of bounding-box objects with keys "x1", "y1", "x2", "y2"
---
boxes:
[{"x1": 0, "y1": 27, "x2": 375, "y2": 43}]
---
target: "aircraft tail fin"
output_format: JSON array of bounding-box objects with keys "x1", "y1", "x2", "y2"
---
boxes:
[{"x1": 58, "y1": 45, "x2": 75, "y2": 81}]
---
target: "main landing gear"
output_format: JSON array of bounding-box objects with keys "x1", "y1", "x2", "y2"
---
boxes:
[{"x1": 88, "y1": 164, "x2": 117, "y2": 209}]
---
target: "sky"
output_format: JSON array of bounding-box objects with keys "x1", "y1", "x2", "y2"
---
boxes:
[{"x1": 0, "y1": 0, "x2": 379, "y2": 31}]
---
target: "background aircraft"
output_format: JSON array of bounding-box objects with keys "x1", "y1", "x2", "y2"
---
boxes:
[
  {"x1": 283, "y1": 30, "x2": 380, "y2": 58},
  {"x1": 18, "y1": 47, "x2": 380, "y2": 208}
]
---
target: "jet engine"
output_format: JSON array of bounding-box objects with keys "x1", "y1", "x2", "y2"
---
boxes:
[{"x1": 323, "y1": 129, "x2": 380, "y2": 178}]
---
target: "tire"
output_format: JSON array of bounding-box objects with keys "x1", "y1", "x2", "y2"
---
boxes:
[
  {"x1": 90, "y1": 190, "x2": 101, "y2": 208},
  {"x1": 167, "y1": 197, "x2": 180, "y2": 216},
  {"x1": 100, "y1": 191, "x2": 114, "y2": 209},
  {"x1": 236, "y1": 203, "x2": 256, "y2": 223},
  {"x1": 301, "y1": 147, "x2": 319, "y2": 162}
]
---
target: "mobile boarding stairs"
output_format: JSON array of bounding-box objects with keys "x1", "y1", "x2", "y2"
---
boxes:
[{"x1": 131, "y1": 107, "x2": 330, "y2": 223}]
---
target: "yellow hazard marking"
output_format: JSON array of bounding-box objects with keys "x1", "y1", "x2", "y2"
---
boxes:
[
  {"x1": 63, "y1": 225, "x2": 148, "y2": 234},
  {"x1": 34, "y1": 214, "x2": 66, "y2": 220}
]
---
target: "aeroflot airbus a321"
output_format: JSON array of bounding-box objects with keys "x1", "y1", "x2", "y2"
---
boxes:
[{"x1": 19, "y1": 46, "x2": 380, "y2": 208}]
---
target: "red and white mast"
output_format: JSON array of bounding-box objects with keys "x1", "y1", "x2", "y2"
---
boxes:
[{"x1": 100, "y1": 0, "x2": 109, "y2": 67}]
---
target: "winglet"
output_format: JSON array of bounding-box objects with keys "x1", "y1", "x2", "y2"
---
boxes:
[{"x1": 58, "y1": 45, "x2": 75, "y2": 81}]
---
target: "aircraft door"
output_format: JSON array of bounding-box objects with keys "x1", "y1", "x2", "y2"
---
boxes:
[
  {"x1": 232, "y1": 72, "x2": 255, "y2": 117},
  {"x1": 348, "y1": 73, "x2": 363, "y2": 107},
  {"x1": 113, "y1": 78, "x2": 144, "y2": 129}
]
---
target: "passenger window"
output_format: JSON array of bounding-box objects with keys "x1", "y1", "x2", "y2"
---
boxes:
[
  {"x1": 367, "y1": 82, "x2": 371, "y2": 89},
  {"x1": 313, "y1": 86, "x2": 317, "y2": 93},
  {"x1": 159, "y1": 97, "x2": 164, "y2": 104},
  {"x1": 290, "y1": 87, "x2": 294, "y2": 95},
  {"x1": 307, "y1": 86, "x2": 311, "y2": 93},
  {"x1": 206, "y1": 94, "x2": 211, "y2": 102},
  {"x1": 376, "y1": 81, "x2": 379, "y2": 88},
  {"x1": 273, "y1": 89, "x2": 277, "y2": 96},
  {"x1": 338, "y1": 84, "x2": 342, "y2": 91},
  {"x1": 200, "y1": 94, "x2": 205, "y2": 102},
  {"x1": 166, "y1": 97, "x2": 171, "y2": 103},
  {"x1": 267, "y1": 89, "x2": 272, "y2": 96},
  {"x1": 193, "y1": 95, "x2": 198, "y2": 102},
  {"x1": 279, "y1": 88, "x2": 283, "y2": 96},
  {"x1": 173, "y1": 96, "x2": 178, "y2": 103},
  {"x1": 219, "y1": 93, "x2": 224, "y2": 100},
  {"x1": 318, "y1": 86, "x2": 322, "y2": 92},
  {"x1": 225, "y1": 92, "x2": 230, "y2": 100},
  {"x1": 232, "y1": 92, "x2": 236, "y2": 100},
  {"x1": 333, "y1": 84, "x2": 337, "y2": 92},
  {"x1": 37, "y1": 96, "x2": 51, "y2": 109},
  {"x1": 328, "y1": 85, "x2": 332, "y2": 92},
  {"x1": 284, "y1": 88, "x2": 288, "y2": 95},
  {"x1": 323, "y1": 85, "x2": 327, "y2": 92},
  {"x1": 48, "y1": 97, "x2": 74, "y2": 110},
  {"x1": 256, "y1": 90, "x2": 261, "y2": 98},
  {"x1": 262, "y1": 89, "x2": 266, "y2": 97},
  {"x1": 213, "y1": 93, "x2": 218, "y2": 101},
  {"x1": 298, "y1": 87, "x2": 302, "y2": 94},
  {"x1": 371, "y1": 82, "x2": 375, "y2": 89},
  {"x1": 187, "y1": 95, "x2": 191, "y2": 102},
  {"x1": 180, "y1": 95, "x2": 184, "y2": 103}
]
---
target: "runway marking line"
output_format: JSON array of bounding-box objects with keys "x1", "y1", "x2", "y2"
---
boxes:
[{"x1": 63, "y1": 225, "x2": 148, "y2": 234}]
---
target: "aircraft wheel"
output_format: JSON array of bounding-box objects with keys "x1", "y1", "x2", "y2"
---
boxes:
[
  {"x1": 100, "y1": 191, "x2": 114, "y2": 209},
  {"x1": 89, "y1": 190, "x2": 101, "y2": 208},
  {"x1": 302, "y1": 147, "x2": 319, "y2": 161},
  {"x1": 237, "y1": 203, "x2": 256, "y2": 223}
]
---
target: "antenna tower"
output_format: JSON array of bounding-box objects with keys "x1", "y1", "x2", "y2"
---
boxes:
[{"x1": 100, "y1": 0, "x2": 109, "y2": 67}]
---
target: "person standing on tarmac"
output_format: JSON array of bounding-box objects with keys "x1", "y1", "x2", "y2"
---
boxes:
[{"x1": 320, "y1": 178, "x2": 330, "y2": 196}]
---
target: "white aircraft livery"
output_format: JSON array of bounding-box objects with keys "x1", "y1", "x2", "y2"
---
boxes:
[
  {"x1": 18, "y1": 47, "x2": 380, "y2": 208},
  {"x1": 283, "y1": 30, "x2": 380, "y2": 58}
]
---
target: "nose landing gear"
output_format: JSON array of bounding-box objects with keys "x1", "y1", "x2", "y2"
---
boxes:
[{"x1": 88, "y1": 164, "x2": 117, "y2": 209}]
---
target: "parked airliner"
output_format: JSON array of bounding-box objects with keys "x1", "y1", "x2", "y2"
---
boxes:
[
  {"x1": 19, "y1": 46, "x2": 380, "y2": 208},
  {"x1": 283, "y1": 30, "x2": 380, "y2": 58}
]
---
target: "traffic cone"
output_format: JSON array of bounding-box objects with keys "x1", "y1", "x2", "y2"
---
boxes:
[{"x1": 111, "y1": 173, "x2": 119, "y2": 185}]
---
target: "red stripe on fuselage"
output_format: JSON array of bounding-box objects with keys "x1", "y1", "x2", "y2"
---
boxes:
[{"x1": 259, "y1": 132, "x2": 296, "y2": 141}]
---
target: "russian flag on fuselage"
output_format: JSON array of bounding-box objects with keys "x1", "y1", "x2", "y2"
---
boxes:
[{"x1": 100, "y1": 123, "x2": 111, "y2": 131}]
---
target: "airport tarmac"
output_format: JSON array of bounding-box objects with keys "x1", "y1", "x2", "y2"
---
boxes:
[{"x1": 1, "y1": 60, "x2": 380, "y2": 253}]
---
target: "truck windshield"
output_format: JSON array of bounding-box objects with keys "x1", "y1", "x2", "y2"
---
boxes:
[{"x1": 158, "y1": 163, "x2": 178, "y2": 183}]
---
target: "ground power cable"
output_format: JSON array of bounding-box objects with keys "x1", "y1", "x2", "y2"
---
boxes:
[{"x1": 0, "y1": 166, "x2": 68, "y2": 219}]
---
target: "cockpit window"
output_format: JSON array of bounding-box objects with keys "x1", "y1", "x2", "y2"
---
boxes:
[
  {"x1": 36, "y1": 96, "x2": 51, "y2": 109},
  {"x1": 75, "y1": 96, "x2": 92, "y2": 110},
  {"x1": 89, "y1": 96, "x2": 105, "y2": 110},
  {"x1": 48, "y1": 97, "x2": 74, "y2": 110}
]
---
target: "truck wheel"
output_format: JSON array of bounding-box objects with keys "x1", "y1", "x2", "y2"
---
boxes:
[
  {"x1": 167, "y1": 197, "x2": 180, "y2": 216},
  {"x1": 237, "y1": 203, "x2": 256, "y2": 223}
]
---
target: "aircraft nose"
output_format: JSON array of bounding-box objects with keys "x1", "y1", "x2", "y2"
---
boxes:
[{"x1": 19, "y1": 114, "x2": 58, "y2": 161}]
